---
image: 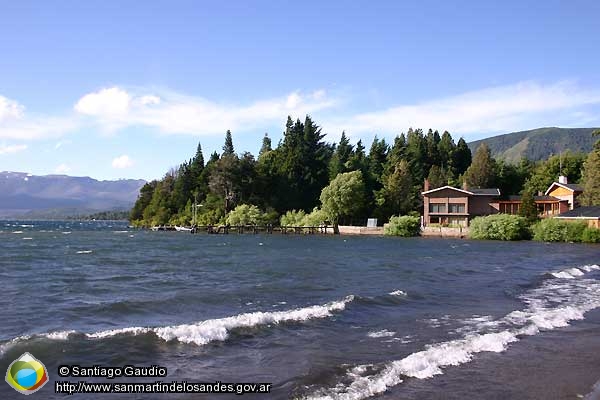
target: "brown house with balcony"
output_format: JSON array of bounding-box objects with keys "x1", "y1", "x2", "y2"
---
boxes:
[
  {"x1": 422, "y1": 183, "x2": 500, "y2": 227},
  {"x1": 421, "y1": 176, "x2": 583, "y2": 227}
]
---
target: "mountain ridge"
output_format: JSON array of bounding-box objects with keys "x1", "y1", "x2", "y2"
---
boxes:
[
  {"x1": 467, "y1": 127, "x2": 598, "y2": 163},
  {"x1": 0, "y1": 171, "x2": 146, "y2": 218}
]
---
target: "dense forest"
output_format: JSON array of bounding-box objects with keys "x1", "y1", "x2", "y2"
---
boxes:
[{"x1": 130, "y1": 116, "x2": 600, "y2": 227}]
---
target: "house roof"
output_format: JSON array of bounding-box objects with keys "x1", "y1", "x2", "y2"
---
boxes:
[
  {"x1": 422, "y1": 185, "x2": 500, "y2": 196},
  {"x1": 500, "y1": 195, "x2": 564, "y2": 202},
  {"x1": 544, "y1": 182, "x2": 584, "y2": 196},
  {"x1": 469, "y1": 188, "x2": 501, "y2": 196},
  {"x1": 556, "y1": 206, "x2": 600, "y2": 219}
]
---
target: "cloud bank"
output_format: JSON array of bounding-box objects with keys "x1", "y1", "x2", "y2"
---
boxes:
[
  {"x1": 73, "y1": 87, "x2": 336, "y2": 135},
  {"x1": 326, "y1": 81, "x2": 600, "y2": 139},
  {"x1": 1, "y1": 81, "x2": 599, "y2": 144}
]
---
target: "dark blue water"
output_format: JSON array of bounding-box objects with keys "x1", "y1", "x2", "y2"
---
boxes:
[{"x1": 1, "y1": 221, "x2": 599, "y2": 399}]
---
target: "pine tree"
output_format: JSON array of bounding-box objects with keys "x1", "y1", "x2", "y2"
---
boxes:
[
  {"x1": 464, "y1": 143, "x2": 496, "y2": 188},
  {"x1": 427, "y1": 165, "x2": 449, "y2": 189},
  {"x1": 452, "y1": 138, "x2": 472, "y2": 176},
  {"x1": 438, "y1": 131, "x2": 456, "y2": 170},
  {"x1": 405, "y1": 128, "x2": 427, "y2": 183},
  {"x1": 581, "y1": 148, "x2": 600, "y2": 206},
  {"x1": 259, "y1": 133, "x2": 272, "y2": 157},
  {"x1": 519, "y1": 187, "x2": 539, "y2": 223},
  {"x1": 223, "y1": 130, "x2": 235, "y2": 156},
  {"x1": 425, "y1": 129, "x2": 441, "y2": 168},
  {"x1": 375, "y1": 159, "x2": 414, "y2": 220},
  {"x1": 329, "y1": 131, "x2": 353, "y2": 179}
]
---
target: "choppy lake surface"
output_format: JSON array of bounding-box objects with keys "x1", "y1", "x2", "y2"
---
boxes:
[{"x1": 1, "y1": 220, "x2": 599, "y2": 399}]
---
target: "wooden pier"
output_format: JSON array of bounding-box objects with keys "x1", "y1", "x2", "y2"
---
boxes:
[{"x1": 151, "y1": 224, "x2": 332, "y2": 235}]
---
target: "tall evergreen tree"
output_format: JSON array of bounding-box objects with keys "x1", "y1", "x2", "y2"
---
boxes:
[
  {"x1": 223, "y1": 130, "x2": 235, "y2": 156},
  {"x1": 463, "y1": 143, "x2": 496, "y2": 188},
  {"x1": 581, "y1": 147, "x2": 600, "y2": 206},
  {"x1": 259, "y1": 133, "x2": 272, "y2": 158},
  {"x1": 427, "y1": 165, "x2": 449, "y2": 189},
  {"x1": 519, "y1": 186, "x2": 539, "y2": 224},
  {"x1": 405, "y1": 128, "x2": 427, "y2": 182},
  {"x1": 274, "y1": 116, "x2": 331, "y2": 212},
  {"x1": 453, "y1": 138, "x2": 472, "y2": 176},
  {"x1": 438, "y1": 131, "x2": 456, "y2": 170},
  {"x1": 425, "y1": 129, "x2": 441, "y2": 168},
  {"x1": 375, "y1": 159, "x2": 414, "y2": 220},
  {"x1": 329, "y1": 131, "x2": 353, "y2": 180}
]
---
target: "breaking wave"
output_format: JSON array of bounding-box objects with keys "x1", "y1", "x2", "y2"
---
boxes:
[
  {"x1": 1, "y1": 296, "x2": 354, "y2": 354},
  {"x1": 304, "y1": 264, "x2": 600, "y2": 400}
]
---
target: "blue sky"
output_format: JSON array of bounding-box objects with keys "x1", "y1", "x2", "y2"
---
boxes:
[{"x1": 0, "y1": 1, "x2": 599, "y2": 180}]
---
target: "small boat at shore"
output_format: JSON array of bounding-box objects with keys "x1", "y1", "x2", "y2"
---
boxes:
[{"x1": 174, "y1": 226, "x2": 193, "y2": 232}]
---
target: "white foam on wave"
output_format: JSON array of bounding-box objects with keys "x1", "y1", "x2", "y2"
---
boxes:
[
  {"x1": 152, "y1": 296, "x2": 354, "y2": 345},
  {"x1": 550, "y1": 266, "x2": 597, "y2": 279},
  {"x1": 367, "y1": 329, "x2": 395, "y2": 338},
  {"x1": 582, "y1": 264, "x2": 600, "y2": 272},
  {"x1": 305, "y1": 265, "x2": 600, "y2": 400},
  {"x1": 388, "y1": 290, "x2": 407, "y2": 297},
  {"x1": 87, "y1": 327, "x2": 151, "y2": 339},
  {"x1": 24, "y1": 296, "x2": 354, "y2": 347},
  {"x1": 0, "y1": 330, "x2": 74, "y2": 357},
  {"x1": 12, "y1": 231, "x2": 23, "y2": 234},
  {"x1": 76, "y1": 250, "x2": 93, "y2": 254}
]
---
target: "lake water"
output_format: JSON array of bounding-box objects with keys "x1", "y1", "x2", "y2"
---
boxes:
[{"x1": 1, "y1": 220, "x2": 599, "y2": 399}]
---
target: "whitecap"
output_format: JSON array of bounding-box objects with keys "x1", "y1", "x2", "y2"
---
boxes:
[
  {"x1": 367, "y1": 330, "x2": 395, "y2": 338},
  {"x1": 388, "y1": 290, "x2": 407, "y2": 297},
  {"x1": 76, "y1": 250, "x2": 93, "y2": 254},
  {"x1": 87, "y1": 295, "x2": 354, "y2": 346}
]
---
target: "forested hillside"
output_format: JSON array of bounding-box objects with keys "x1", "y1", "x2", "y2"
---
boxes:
[{"x1": 468, "y1": 127, "x2": 598, "y2": 163}]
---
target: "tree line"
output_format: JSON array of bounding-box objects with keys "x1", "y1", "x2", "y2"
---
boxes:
[{"x1": 130, "y1": 116, "x2": 600, "y2": 227}]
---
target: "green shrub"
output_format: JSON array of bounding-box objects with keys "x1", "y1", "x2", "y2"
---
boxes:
[
  {"x1": 280, "y1": 210, "x2": 306, "y2": 227},
  {"x1": 226, "y1": 204, "x2": 266, "y2": 226},
  {"x1": 469, "y1": 214, "x2": 530, "y2": 240},
  {"x1": 300, "y1": 208, "x2": 328, "y2": 227},
  {"x1": 582, "y1": 227, "x2": 600, "y2": 243},
  {"x1": 532, "y1": 219, "x2": 587, "y2": 242},
  {"x1": 384, "y1": 215, "x2": 421, "y2": 237}
]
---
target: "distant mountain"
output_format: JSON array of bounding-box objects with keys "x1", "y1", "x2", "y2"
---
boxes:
[
  {"x1": 0, "y1": 171, "x2": 146, "y2": 218},
  {"x1": 468, "y1": 127, "x2": 599, "y2": 163}
]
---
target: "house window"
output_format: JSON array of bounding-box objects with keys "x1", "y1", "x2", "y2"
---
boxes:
[
  {"x1": 448, "y1": 203, "x2": 465, "y2": 213},
  {"x1": 429, "y1": 203, "x2": 446, "y2": 213},
  {"x1": 448, "y1": 217, "x2": 467, "y2": 227},
  {"x1": 429, "y1": 216, "x2": 440, "y2": 224}
]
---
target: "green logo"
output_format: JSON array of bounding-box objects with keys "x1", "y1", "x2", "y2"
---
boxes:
[{"x1": 5, "y1": 352, "x2": 49, "y2": 395}]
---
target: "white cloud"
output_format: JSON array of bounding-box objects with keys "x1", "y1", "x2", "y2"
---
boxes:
[
  {"x1": 324, "y1": 81, "x2": 600, "y2": 140},
  {"x1": 75, "y1": 87, "x2": 131, "y2": 116},
  {"x1": 54, "y1": 163, "x2": 71, "y2": 174},
  {"x1": 0, "y1": 96, "x2": 24, "y2": 121},
  {"x1": 112, "y1": 154, "x2": 134, "y2": 169},
  {"x1": 73, "y1": 87, "x2": 337, "y2": 135},
  {"x1": 0, "y1": 144, "x2": 27, "y2": 155},
  {"x1": 0, "y1": 95, "x2": 78, "y2": 140}
]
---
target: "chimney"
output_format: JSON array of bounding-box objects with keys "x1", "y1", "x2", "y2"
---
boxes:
[
  {"x1": 424, "y1": 179, "x2": 430, "y2": 192},
  {"x1": 462, "y1": 180, "x2": 468, "y2": 191},
  {"x1": 558, "y1": 175, "x2": 568, "y2": 184}
]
